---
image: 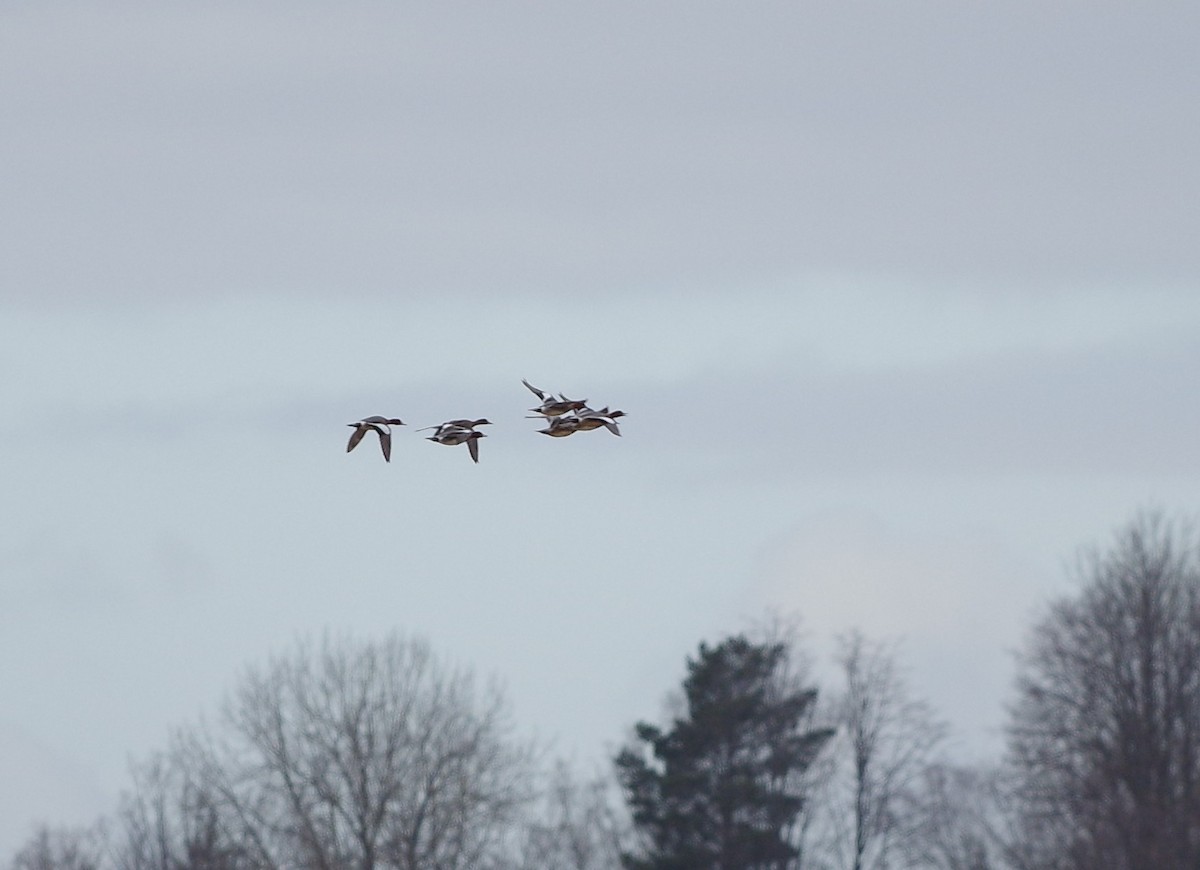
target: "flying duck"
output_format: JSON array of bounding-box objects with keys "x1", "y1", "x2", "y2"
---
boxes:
[
  {"x1": 426, "y1": 425, "x2": 486, "y2": 463},
  {"x1": 573, "y1": 407, "x2": 624, "y2": 436},
  {"x1": 537, "y1": 416, "x2": 583, "y2": 438},
  {"x1": 522, "y1": 378, "x2": 588, "y2": 417},
  {"x1": 417, "y1": 418, "x2": 492, "y2": 437},
  {"x1": 346, "y1": 416, "x2": 405, "y2": 462}
]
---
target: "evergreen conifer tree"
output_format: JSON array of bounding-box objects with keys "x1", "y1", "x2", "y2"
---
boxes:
[{"x1": 615, "y1": 634, "x2": 834, "y2": 870}]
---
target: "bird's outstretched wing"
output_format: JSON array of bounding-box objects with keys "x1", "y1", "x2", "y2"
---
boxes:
[{"x1": 521, "y1": 379, "x2": 546, "y2": 400}]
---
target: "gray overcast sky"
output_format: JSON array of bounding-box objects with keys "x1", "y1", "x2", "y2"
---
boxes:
[{"x1": 3, "y1": 2, "x2": 1199, "y2": 854}]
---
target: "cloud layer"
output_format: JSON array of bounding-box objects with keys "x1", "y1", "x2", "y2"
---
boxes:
[{"x1": 3, "y1": 3, "x2": 1198, "y2": 304}]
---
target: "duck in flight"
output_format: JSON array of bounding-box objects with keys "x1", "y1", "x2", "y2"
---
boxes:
[
  {"x1": 537, "y1": 415, "x2": 584, "y2": 438},
  {"x1": 426, "y1": 424, "x2": 486, "y2": 463},
  {"x1": 573, "y1": 407, "x2": 625, "y2": 436},
  {"x1": 346, "y1": 416, "x2": 405, "y2": 462},
  {"x1": 522, "y1": 379, "x2": 587, "y2": 418},
  {"x1": 416, "y1": 418, "x2": 492, "y2": 438}
]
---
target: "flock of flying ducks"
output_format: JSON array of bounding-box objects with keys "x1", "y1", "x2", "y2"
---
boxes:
[{"x1": 345, "y1": 379, "x2": 626, "y2": 464}]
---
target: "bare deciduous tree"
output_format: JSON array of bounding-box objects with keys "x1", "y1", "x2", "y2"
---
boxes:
[
  {"x1": 209, "y1": 632, "x2": 536, "y2": 869},
  {"x1": 906, "y1": 762, "x2": 1003, "y2": 870},
  {"x1": 515, "y1": 761, "x2": 626, "y2": 870},
  {"x1": 1005, "y1": 512, "x2": 1200, "y2": 870},
  {"x1": 9, "y1": 825, "x2": 107, "y2": 870},
  {"x1": 813, "y1": 630, "x2": 947, "y2": 870},
  {"x1": 111, "y1": 751, "x2": 254, "y2": 870}
]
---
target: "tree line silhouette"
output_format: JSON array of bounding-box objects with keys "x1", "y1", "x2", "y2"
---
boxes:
[{"x1": 11, "y1": 510, "x2": 1200, "y2": 869}]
